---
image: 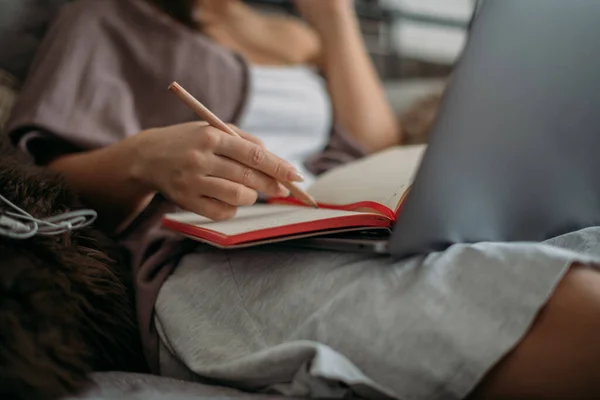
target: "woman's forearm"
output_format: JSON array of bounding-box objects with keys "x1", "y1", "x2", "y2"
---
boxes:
[
  {"x1": 48, "y1": 139, "x2": 155, "y2": 232},
  {"x1": 316, "y1": 7, "x2": 400, "y2": 152}
]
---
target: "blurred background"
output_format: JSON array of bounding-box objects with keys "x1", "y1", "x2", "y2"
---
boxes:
[
  {"x1": 249, "y1": 0, "x2": 474, "y2": 76},
  {"x1": 247, "y1": 0, "x2": 478, "y2": 139}
]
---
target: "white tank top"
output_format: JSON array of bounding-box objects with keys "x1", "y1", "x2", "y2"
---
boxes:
[{"x1": 237, "y1": 65, "x2": 333, "y2": 188}]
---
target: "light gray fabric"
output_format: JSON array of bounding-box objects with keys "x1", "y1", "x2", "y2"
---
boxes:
[
  {"x1": 154, "y1": 227, "x2": 600, "y2": 400},
  {"x1": 69, "y1": 372, "x2": 294, "y2": 400}
]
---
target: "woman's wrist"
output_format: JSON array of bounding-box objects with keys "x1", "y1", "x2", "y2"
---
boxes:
[
  {"x1": 113, "y1": 133, "x2": 159, "y2": 200},
  {"x1": 313, "y1": 6, "x2": 359, "y2": 46},
  {"x1": 295, "y1": 1, "x2": 357, "y2": 37}
]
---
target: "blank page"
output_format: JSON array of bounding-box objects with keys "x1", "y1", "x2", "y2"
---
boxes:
[{"x1": 307, "y1": 144, "x2": 427, "y2": 209}]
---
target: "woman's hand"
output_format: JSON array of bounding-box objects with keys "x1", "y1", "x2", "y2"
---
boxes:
[
  {"x1": 128, "y1": 122, "x2": 301, "y2": 220},
  {"x1": 292, "y1": 0, "x2": 355, "y2": 33}
]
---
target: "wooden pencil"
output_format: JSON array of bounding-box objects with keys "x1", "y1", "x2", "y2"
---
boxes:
[{"x1": 168, "y1": 81, "x2": 319, "y2": 208}]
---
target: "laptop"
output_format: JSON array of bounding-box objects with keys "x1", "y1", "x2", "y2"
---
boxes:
[{"x1": 291, "y1": 0, "x2": 600, "y2": 258}]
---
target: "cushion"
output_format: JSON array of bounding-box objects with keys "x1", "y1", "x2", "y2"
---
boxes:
[{"x1": 0, "y1": 0, "x2": 71, "y2": 82}]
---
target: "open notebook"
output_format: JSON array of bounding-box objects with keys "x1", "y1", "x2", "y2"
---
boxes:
[{"x1": 162, "y1": 144, "x2": 426, "y2": 248}]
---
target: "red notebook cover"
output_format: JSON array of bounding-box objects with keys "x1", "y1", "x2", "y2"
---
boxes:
[
  {"x1": 161, "y1": 192, "x2": 411, "y2": 248},
  {"x1": 162, "y1": 211, "x2": 390, "y2": 247}
]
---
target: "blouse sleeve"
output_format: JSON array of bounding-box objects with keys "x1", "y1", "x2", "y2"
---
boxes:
[
  {"x1": 303, "y1": 121, "x2": 368, "y2": 176},
  {"x1": 13, "y1": 129, "x2": 82, "y2": 165}
]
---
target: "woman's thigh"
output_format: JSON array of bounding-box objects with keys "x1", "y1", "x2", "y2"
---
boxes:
[
  {"x1": 469, "y1": 264, "x2": 600, "y2": 400},
  {"x1": 155, "y1": 239, "x2": 593, "y2": 400}
]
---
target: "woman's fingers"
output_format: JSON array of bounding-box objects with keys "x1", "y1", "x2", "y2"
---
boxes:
[
  {"x1": 174, "y1": 192, "x2": 238, "y2": 221},
  {"x1": 227, "y1": 125, "x2": 265, "y2": 148},
  {"x1": 209, "y1": 157, "x2": 290, "y2": 197},
  {"x1": 195, "y1": 197, "x2": 238, "y2": 221},
  {"x1": 196, "y1": 176, "x2": 258, "y2": 207},
  {"x1": 215, "y1": 134, "x2": 303, "y2": 183}
]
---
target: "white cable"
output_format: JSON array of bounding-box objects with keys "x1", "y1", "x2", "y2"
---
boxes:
[
  {"x1": 0, "y1": 215, "x2": 38, "y2": 239},
  {"x1": 0, "y1": 193, "x2": 97, "y2": 239}
]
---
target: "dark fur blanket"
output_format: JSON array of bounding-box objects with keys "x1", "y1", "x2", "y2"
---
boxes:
[{"x1": 0, "y1": 137, "x2": 146, "y2": 399}]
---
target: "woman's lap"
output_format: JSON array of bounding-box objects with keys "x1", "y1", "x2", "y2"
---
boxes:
[{"x1": 154, "y1": 228, "x2": 600, "y2": 400}]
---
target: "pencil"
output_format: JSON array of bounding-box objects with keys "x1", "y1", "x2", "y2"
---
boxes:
[{"x1": 168, "y1": 81, "x2": 319, "y2": 208}]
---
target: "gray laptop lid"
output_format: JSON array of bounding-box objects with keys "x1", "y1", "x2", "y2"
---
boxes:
[{"x1": 390, "y1": 0, "x2": 600, "y2": 259}]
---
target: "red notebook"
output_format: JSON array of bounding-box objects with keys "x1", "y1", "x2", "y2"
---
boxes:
[{"x1": 162, "y1": 144, "x2": 426, "y2": 249}]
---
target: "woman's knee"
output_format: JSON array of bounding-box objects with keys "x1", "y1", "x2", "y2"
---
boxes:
[{"x1": 468, "y1": 263, "x2": 600, "y2": 400}]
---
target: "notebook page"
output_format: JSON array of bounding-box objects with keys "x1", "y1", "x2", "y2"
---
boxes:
[
  {"x1": 307, "y1": 144, "x2": 427, "y2": 210},
  {"x1": 164, "y1": 205, "x2": 382, "y2": 236}
]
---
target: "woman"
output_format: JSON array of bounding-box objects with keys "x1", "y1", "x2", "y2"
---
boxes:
[{"x1": 6, "y1": 0, "x2": 600, "y2": 399}]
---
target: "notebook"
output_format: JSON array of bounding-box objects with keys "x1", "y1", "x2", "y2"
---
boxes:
[{"x1": 161, "y1": 144, "x2": 426, "y2": 249}]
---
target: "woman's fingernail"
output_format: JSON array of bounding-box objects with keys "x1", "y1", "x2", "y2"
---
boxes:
[{"x1": 289, "y1": 171, "x2": 305, "y2": 182}]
